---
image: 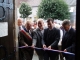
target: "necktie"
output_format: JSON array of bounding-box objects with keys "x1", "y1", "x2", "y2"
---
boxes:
[{"x1": 19, "y1": 26, "x2": 21, "y2": 30}]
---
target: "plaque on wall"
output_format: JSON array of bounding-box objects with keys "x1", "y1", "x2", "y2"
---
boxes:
[{"x1": 0, "y1": 22, "x2": 8, "y2": 37}]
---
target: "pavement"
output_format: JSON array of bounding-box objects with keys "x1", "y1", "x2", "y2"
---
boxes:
[
  {"x1": 32, "y1": 51, "x2": 38, "y2": 60},
  {"x1": 32, "y1": 52, "x2": 66, "y2": 60},
  {"x1": 32, "y1": 54, "x2": 38, "y2": 60}
]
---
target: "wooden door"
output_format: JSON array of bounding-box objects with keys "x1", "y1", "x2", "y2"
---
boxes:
[{"x1": 0, "y1": 0, "x2": 15, "y2": 60}]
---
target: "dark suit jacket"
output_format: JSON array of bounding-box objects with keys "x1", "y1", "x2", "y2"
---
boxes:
[
  {"x1": 18, "y1": 28, "x2": 34, "y2": 60},
  {"x1": 62, "y1": 28, "x2": 76, "y2": 53},
  {"x1": 19, "y1": 28, "x2": 33, "y2": 46},
  {"x1": 32, "y1": 28, "x2": 44, "y2": 48},
  {"x1": 18, "y1": 25, "x2": 25, "y2": 47},
  {"x1": 42, "y1": 27, "x2": 60, "y2": 49}
]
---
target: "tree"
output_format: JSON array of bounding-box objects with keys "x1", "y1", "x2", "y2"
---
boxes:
[
  {"x1": 19, "y1": 2, "x2": 32, "y2": 19},
  {"x1": 37, "y1": 0, "x2": 70, "y2": 20}
]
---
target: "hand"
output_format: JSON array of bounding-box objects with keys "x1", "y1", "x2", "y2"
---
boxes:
[
  {"x1": 61, "y1": 41, "x2": 62, "y2": 45},
  {"x1": 48, "y1": 46, "x2": 51, "y2": 50},
  {"x1": 25, "y1": 44, "x2": 28, "y2": 47},
  {"x1": 64, "y1": 49, "x2": 67, "y2": 52},
  {"x1": 43, "y1": 44, "x2": 46, "y2": 49},
  {"x1": 31, "y1": 44, "x2": 35, "y2": 48}
]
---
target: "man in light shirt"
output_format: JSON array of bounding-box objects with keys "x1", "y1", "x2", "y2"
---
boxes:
[
  {"x1": 17, "y1": 18, "x2": 25, "y2": 30},
  {"x1": 32, "y1": 18, "x2": 45, "y2": 60},
  {"x1": 17, "y1": 18, "x2": 25, "y2": 60}
]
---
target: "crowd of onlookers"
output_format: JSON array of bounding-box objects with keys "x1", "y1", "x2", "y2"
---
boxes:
[{"x1": 17, "y1": 18, "x2": 76, "y2": 60}]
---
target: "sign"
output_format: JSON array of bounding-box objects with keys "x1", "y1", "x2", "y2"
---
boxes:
[{"x1": 0, "y1": 22, "x2": 8, "y2": 37}]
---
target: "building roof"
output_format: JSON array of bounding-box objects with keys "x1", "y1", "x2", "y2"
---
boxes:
[
  {"x1": 17, "y1": 0, "x2": 76, "y2": 7},
  {"x1": 64, "y1": 0, "x2": 76, "y2": 6},
  {"x1": 17, "y1": 0, "x2": 41, "y2": 7}
]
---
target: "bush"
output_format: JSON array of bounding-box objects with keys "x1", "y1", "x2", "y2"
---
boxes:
[
  {"x1": 37, "y1": 0, "x2": 70, "y2": 20},
  {"x1": 19, "y1": 2, "x2": 32, "y2": 18}
]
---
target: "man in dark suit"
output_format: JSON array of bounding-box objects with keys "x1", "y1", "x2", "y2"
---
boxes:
[
  {"x1": 32, "y1": 19, "x2": 45, "y2": 60},
  {"x1": 62, "y1": 20, "x2": 76, "y2": 60},
  {"x1": 42, "y1": 18, "x2": 60, "y2": 60},
  {"x1": 19, "y1": 20, "x2": 34, "y2": 60}
]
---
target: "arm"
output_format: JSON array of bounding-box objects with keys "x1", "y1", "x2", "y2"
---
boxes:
[
  {"x1": 42, "y1": 29, "x2": 47, "y2": 48},
  {"x1": 66, "y1": 43, "x2": 75, "y2": 52},
  {"x1": 66, "y1": 31, "x2": 76, "y2": 53},
  {"x1": 19, "y1": 32, "x2": 28, "y2": 46},
  {"x1": 58, "y1": 29, "x2": 63, "y2": 46},
  {"x1": 50, "y1": 29, "x2": 60, "y2": 48},
  {"x1": 32, "y1": 31, "x2": 37, "y2": 46},
  {"x1": 42, "y1": 33, "x2": 45, "y2": 45}
]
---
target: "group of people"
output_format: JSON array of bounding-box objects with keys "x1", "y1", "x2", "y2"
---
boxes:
[{"x1": 17, "y1": 18, "x2": 76, "y2": 60}]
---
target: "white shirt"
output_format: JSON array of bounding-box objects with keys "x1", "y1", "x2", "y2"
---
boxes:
[
  {"x1": 41, "y1": 29, "x2": 44, "y2": 35},
  {"x1": 19, "y1": 26, "x2": 24, "y2": 30},
  {"x1": 39, "y1": 28, "x2": 44, "y2": 35},
  {"x1": 58, "y1": 29, "x2": 63, "y2": 46}
]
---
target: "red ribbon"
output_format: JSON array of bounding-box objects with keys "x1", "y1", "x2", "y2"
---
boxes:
[{"x1": 20, "y1": 30, "x2": 32, "y2": 40}]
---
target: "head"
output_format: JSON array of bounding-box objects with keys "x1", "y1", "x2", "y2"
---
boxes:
[
  {"x1": 17, "y1": 18, "x2": 23, "y2": 26},
  {"x1": 62, "y1": 20, "x2": 71, "y2": 31},
  {"x1": 47, "y1": 18, "x2": 54, "y2": 29},
  {"x1": 34, "y1": 20, "x2": 37, "y2": 25},
  {"x1": 33, "y1": 20, "x2": 37, "y2": 29},
  {"x1": 25, "y1": 20, "x2": 32, "y2": 30},
  {"x1": 37, "y1": 18, "x2": 44, "y2": 29}
]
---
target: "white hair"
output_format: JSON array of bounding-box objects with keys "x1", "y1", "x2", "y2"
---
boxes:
[
  {"x1": 17, "y1": 18, "x2": 23, "y2": 21},
  {"x1": 37, "y1": 18, "x2": 44, "y2": 23}
]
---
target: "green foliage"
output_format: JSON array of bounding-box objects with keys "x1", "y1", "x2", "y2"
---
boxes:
[
  {"x1": 19, "y1": 2, "x2": 32, "y2": 18},
  {"x1": 37, "y1": 0, "x2": 70, "y2": 20}
]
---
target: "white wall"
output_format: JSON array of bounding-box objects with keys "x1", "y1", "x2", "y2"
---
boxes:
[{"x1": 29, "y1": 7, "x2": 38, "y2": 21}]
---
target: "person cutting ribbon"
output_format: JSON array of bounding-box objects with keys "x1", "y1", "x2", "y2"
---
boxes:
[{"x1": 18, "y1": 20, "x2": 34, "y2": 60}]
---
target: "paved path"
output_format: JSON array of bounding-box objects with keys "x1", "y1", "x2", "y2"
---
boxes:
[
  {"x1": 32, "y1": 53, "x2": 65, "y2": 60},
  {"x1": 32, "y1": 54, "x2": 38, "y2": 60}
]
